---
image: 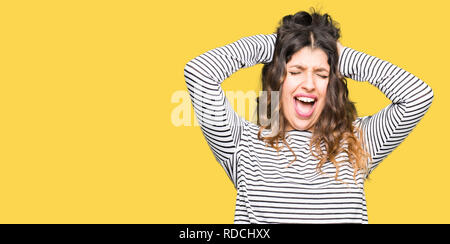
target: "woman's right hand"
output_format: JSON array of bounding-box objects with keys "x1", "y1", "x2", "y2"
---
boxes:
[{"x1": 337, "y1": 41, "x2": 344, "y2": 57}]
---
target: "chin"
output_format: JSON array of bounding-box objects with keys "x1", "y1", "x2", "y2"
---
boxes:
[
  {"x1": 285, "y1": 118, "x2": 315, "y2": 132},
  {"x1": 294, "y1": 123, "x2": 314, "y2": 132}
]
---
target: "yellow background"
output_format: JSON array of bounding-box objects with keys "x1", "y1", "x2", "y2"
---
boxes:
[{"x1": 0, "y1": 0, "x2": 449, "y2": 223}]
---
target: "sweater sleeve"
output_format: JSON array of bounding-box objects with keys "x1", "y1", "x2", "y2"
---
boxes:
[
  {"x1": 339, "y1": 47, "x2": 434, "y2": 174},
  {"x1": 183, "y1": 34, "x2": 276, "y2": 185}
]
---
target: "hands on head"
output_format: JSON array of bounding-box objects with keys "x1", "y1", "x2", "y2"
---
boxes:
[{"x1": 336, "y1": 41, "x2": 344, "y2": 57}]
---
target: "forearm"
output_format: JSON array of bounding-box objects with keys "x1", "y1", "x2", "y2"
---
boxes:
[
  {"x1": 185, "y1": 34, "x2": 277, "y2": 85},
  {"x1": 183, "y1": 34, "x2": 277, "y2": 175},
  {"x1": 339, "y1": 46, "x2": 434, "y2": 172},
  {"x1": 338, "y1": 46, "x2": 433, "y2": 106}
]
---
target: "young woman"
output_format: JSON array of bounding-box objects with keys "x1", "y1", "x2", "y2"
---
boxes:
[{"x1": 183, "y1": 10, "x2": 433, "y2": 224}]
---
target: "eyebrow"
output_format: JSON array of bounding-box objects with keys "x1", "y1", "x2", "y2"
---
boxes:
[{"x1": 288, "y1": 65, "x2": 329, "y2": 73}]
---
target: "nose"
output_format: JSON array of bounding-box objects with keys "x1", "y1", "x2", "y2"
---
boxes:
[{"x1": 300, "y1": 72, "x2": 315, "y2": 91}]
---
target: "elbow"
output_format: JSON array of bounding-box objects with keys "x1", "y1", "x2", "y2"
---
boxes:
[
  {"x1": 183, "y1": 59, "x2": 195, "y2": 84},
  {"x1": 184, "y1": 58, "x2": 195, "y2": 72},
  {"x1": 425, "y1": 82, "x2": 434, "y2": 105},
  {"x1": 184, "y1": 59, "x2": 193, "y2": 75},
  {"x1": 420, "y1": 81, "x2": 434, "y2": 112}
]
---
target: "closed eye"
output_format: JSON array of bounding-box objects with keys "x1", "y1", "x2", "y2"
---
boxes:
[{"x1": 289, "y1": 71, "x2": 328, "y2": 78}]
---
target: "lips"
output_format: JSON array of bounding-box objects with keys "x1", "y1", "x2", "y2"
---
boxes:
[{"x1": 293, "y1": 94, "x2": 317, "y2": 118}]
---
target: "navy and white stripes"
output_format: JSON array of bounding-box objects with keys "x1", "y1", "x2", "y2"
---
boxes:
[
  {"x1": 340, "y1": 47, "x2": 434, "y2": 173},
  {"x1": 184, "y1": 34, "x2": 433, "y2": 224}
]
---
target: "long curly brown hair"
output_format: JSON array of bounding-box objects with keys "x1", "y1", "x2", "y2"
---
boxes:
[{"x1": 256, "y1": 9, "x2": 371, "y2": 181}]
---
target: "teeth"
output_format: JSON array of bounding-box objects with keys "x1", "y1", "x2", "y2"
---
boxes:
[{"x1": 296, "y1": 97, "x2": 315, "y2": 103}]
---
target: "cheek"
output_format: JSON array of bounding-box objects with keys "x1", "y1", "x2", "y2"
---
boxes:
[
  {"x1": 318, "y1": 81, "x2": 329, "y2": 107},
  {"x1": 318, "y1": 79, "x2": 329, "y2": 95},
  {"x1": 280, "y1": 81, "x2": 295, "y2": 121},
  {"x1": 315, "y1": 81, "x2": 329, "y2": 112},
  {"x1": 281, "y1": 79, "x2": 295, "y2": 103},
  {"x1": 281, "y1": 77, "x2": 297, "y2": 93}
]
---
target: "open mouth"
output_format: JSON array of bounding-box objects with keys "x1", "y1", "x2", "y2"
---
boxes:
[{"x1": 294, "y1": 95, "x2": 317, "y2": 118}]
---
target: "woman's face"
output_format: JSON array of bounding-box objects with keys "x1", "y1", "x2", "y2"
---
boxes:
[{"x1": 281, "y1": 46, "x2": 330, "y2": 132}]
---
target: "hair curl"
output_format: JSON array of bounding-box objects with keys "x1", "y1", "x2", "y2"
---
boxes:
[{"x1": 256, "y1": 9, "x2": 371, "y2": 181}]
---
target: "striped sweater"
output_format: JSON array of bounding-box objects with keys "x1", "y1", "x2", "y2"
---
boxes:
[{"x1": 183, "y1": 34, "x2": 433, "y2": 224}]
